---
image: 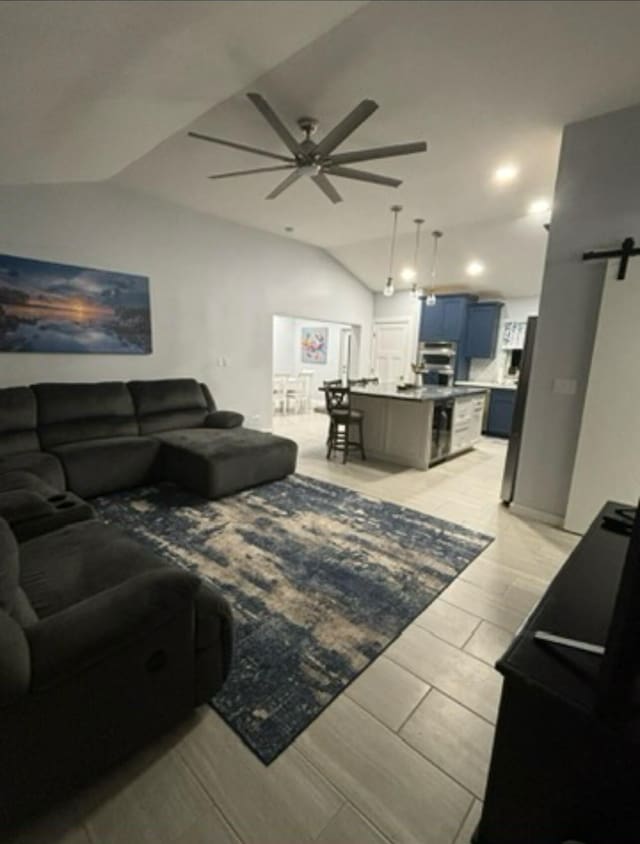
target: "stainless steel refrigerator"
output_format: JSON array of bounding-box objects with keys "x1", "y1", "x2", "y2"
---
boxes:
[{"x1": 501, "y1": 316, "x2": 538, "y2": 503}]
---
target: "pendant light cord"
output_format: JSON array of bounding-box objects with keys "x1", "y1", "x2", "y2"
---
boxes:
[
  {"x1": 430, "y1": 230, "x2": 442, "y2": 291},
  {"x1": 413, "y1": 219, "x2": 424, "y2": 271},
  {"x1": 387, "y1": 205, "x2": 402, "y2": 280}
]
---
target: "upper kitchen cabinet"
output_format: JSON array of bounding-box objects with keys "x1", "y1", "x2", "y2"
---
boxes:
[
  {"x1": 419, "y1": 295, "x2": 476, "y2": 343},
  {"x1": 465, "y1": 302, "x2": 504, "y2": 358}
]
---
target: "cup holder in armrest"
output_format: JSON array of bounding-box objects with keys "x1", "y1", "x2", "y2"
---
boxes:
[
  {"x1": 56, "y1": 500, "x2": 77, "y2": 510},
  {"x1": 48, "y1": 494, "x2": 67, "y2": 504}
]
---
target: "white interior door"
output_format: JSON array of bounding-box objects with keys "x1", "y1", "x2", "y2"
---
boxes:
[
  {"x1": 372, "y1": 319, "x2": 411, "y2": 382},
  {"x1": 565, "y1": 259, "x2": 640, "y2": 533}
]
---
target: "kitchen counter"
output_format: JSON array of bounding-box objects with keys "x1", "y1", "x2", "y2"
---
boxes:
[
  {"x1": 345, "y1": 383, "x2": 487, "y2": 470},
  {"x1": 350, "y1": 382, "x2": 488, "y2": 401},
  {"x1": 455, "y1": 380, "x2": 517, "y2": 391}
]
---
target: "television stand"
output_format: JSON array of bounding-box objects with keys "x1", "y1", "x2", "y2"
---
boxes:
[
  {"x1": 533, "y1": 630, "x2": 605, "y2": 656},
  {"x1": 475, "y1": 501, "x2": 640, "y2": 844}
]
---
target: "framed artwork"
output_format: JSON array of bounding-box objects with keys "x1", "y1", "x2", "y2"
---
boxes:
[
  {"x1": 301, "y1": 326, "x2": 328, "y2": 364},
  {"x1": 502, "y1": 320, "x2": 527, "y2": 350},
  {"x1": 0, "y1": 253, "x2": 152, "y2": 354}
]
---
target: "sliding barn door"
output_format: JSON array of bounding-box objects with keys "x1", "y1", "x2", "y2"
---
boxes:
[{"x1": 565, "y1": 260, "x2": 640, "y2": 533}]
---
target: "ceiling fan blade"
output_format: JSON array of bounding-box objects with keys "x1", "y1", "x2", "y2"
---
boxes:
[
  {"x1": 326, "y1": 141, "x2": 427, "y2": 166},
  {"x1": 188, "y1": 131, "x2": 293, "y2": 163},
  {"x1": 246, "y1": 93, "x2": 302, "y2": 156},
  {"x1": 266, "y1": 169, "x2": 304, "y2": 200},
  {"x1": 208, "y1": 165, "x2": 295, "y2": 180},
  {"x1": 313, "y1": 99, "x2": 378, "y2": 158},
  {"x1": 312, "y1": 173, "x2": 343, "y2": 204},
  {"x1": 325, "y1": 165, "x2": 402, "y2": 188}
]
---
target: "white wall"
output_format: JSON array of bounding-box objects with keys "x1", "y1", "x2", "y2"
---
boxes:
[
  {"x1": 515, "y1": 103, "x2": 640, "y2": 521},
  {"x1": 0, "y1": 182, "x2": 373, "y2": 430},
  {"x1": 469, "y1": 296, "x2": 539, "y2": 383},
  {"x1": 272, "y1": 315, "x2": 296, "y2": 375}
]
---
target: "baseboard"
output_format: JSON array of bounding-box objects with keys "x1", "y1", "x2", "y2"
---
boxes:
[{"x1": 509, "y1": 502, "x2": 564, "y2": 528}]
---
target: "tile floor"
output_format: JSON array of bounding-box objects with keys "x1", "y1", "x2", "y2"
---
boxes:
[{"x1": 10, "y1": 413, "x2": 579, "y2": 844}]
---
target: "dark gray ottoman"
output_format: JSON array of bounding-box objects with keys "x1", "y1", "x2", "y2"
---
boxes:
[{"x1": 153, "y1": 428, "x2": 298, "y2": 499}]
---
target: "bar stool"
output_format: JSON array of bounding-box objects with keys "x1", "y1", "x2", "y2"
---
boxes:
[{"x1": 323, "y1": 383, "x2": 366, "y2": 464}]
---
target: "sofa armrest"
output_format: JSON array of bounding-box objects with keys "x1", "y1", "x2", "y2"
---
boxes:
[
  {"x1": 0, "y1": 610, "x2": 30, "y2": 707},
  {"x1": 205, "y1": 410, "x2": 244, "y2": 429},
  {"x1": 0, "y1": 490, "x2": 53, "y2": 524},
  {"x1": 26, "y1": 569, "x2": 200, "y2": 691}
]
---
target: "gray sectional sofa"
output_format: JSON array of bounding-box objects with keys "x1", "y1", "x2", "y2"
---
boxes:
[
  {"x1": 2, "y1": 377, "x2": 297, "y2": 499},
  {"x1": 0, "y1": 378, "x2": 297, "y2": 830}
]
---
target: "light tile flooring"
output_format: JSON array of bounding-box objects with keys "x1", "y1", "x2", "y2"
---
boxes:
[{"x1": 10, "y1": 414, "x2": 579, "y2": 844}]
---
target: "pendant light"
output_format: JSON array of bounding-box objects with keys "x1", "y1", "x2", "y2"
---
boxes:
[
  {"x1": 383, "y1": 204, "x2": 402, "y2": 297},
  {"x1": 409, "y1": 218, "x2": 425, "y2": 298},
  {"x1": 425, "y1": 229, "x2": 442, "y2": 307}
]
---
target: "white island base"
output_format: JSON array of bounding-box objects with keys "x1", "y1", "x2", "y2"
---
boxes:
[
  {"x1": 351, "y1": 393, "x2": 433, "y2": 469},
  {"x1": 349, "y1": 386, "x2": 486, "y2": 471}
]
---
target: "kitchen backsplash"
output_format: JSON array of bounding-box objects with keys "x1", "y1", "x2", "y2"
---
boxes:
[{"x1": 469, "y1": 351, "x2": 510, "y2": 383}]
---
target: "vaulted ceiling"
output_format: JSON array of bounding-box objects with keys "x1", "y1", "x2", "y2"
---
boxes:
[{"x1": 3, "y1": 0, "x2": 640, "y2": 297}]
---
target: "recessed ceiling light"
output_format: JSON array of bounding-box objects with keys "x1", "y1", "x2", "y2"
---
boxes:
[
  {"x1": 528, "y1": 198, "x2": 551, "y2": 215},
  {"x1": 400, "y1": 266, "x2": 416, "y2": 282},
  {"x1": 466, "y1": 260, "x2": 485, "y2": 277},
  {"x1": 493, "y1": 163, "x2": 519, "y2": 184}
]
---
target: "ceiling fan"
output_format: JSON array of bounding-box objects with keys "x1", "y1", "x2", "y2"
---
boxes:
[{"x1": 188, "y1": 93, "x2": 427, "y2": 204}]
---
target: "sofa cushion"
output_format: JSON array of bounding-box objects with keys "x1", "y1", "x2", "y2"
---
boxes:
[
  {"x1": 19, "y1": 519, "x2": 173, "y2": 619},
  {"x1": 155, "y1": 427, "x2": 298, "y2": 499},
  {"x1": 0, "y1": 451, "x2": 65, "y2": 490},
  {"x1": 50, "y1": 436, "x2": 159, "y2": 498},
  {"x1": 0, "y1": 518, "x2": 19, "y2": 614},
  {"x1": 128, "y1": 379, "x2": 209, "y2": 434},
  {"x1": 34, "y1": 382, "x2": 138, "y2": 448},
  {"x1": 0, "y1": 387, "x2": 39, "y2": 457}
]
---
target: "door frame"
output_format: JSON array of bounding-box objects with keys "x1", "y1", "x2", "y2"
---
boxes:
[
  {"x1": 371, "y1": 317, "x2": 413, "y2": 381},
  {"x1": 338, "y1": 327, "x2": 353, "y2": 380}
]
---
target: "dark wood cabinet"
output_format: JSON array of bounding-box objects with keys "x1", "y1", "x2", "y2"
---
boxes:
[{"x1": 476, "y1": 502, "x2": 640, "y2": 844}]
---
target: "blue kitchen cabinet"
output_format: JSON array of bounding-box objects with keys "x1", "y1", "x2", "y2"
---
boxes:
[
  {"x1": 420, "y1": 301, "x2": 444, "y2": 341},
  {"x1": 465, "y1": 302, "x2": 503, "y2": 359},
  {"x1": 419, "y1": 295, "x2": 474, "y2": 343},
  {"x1": 419, "y1": 294, "x2": 476, "y2": 381},
  {"x1": 486, "y1": 388, "x2": 516, "y2": 437}
]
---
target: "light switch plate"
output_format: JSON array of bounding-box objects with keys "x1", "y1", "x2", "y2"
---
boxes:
[{"x1": 553, "y1": 378, "x2": 577, "y2": 395}]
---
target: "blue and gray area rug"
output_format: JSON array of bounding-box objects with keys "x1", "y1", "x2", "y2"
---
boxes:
[{"x1": 94, "y1": 475, "x2": 492, "y2": 763}]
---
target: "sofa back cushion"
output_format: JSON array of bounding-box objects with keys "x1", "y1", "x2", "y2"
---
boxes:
[
  {"x1": 128, "y1": 379, "x2": 210, "y2": 434},
  {"x1": 0, "y1": 518, "x2": 19, "y2": 614},
  {"x1": 34, "y1": 382, "x2": 138, "y2": 448},
  {"x1": 0, "y1": 387, "x2": 39, "y2": 457}
]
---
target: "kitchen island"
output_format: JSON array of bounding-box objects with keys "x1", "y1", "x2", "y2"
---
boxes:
[{"x1": 349, "y1": 383, "x2": 487, "y2": 470}]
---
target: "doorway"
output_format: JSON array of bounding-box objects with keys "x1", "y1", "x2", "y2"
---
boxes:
[{"x1": 272, "y1": 315, "x2": 360, "y2": 421}]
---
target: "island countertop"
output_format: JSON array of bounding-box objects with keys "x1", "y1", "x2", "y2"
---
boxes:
[{"x1": 347, "y1": 382, "x2": 488, "y2": 401}]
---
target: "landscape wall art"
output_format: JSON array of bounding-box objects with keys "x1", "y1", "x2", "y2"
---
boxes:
[{"x1": 0, "y1": 253, "x2": 152, "y2": 354}]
